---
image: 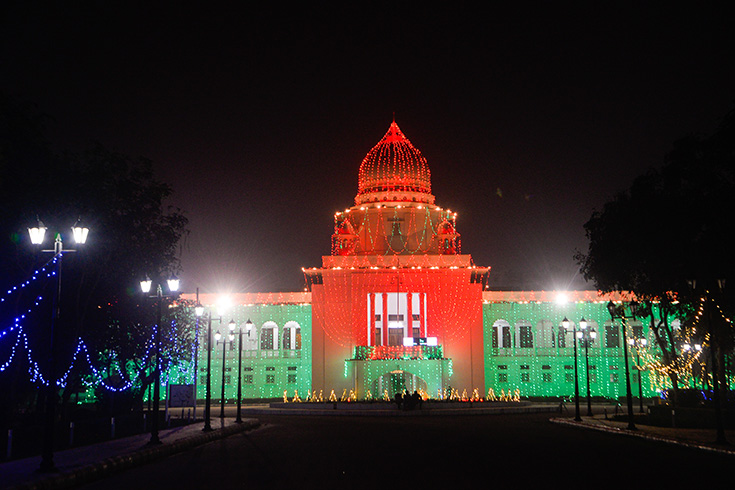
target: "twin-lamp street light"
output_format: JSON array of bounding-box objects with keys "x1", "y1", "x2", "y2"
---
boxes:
[
  {"x1": 196, "y1": 303, "x2": 254, "y2": 426},
  {"x1": 563, "y1": 317, "x2": 598, "y2": 420},
  {"x1": 607, "y1": 301, "x2": 637, "y2": 430},
  {"x1": 139, "y1": 275, "x2": 180, "y2": 445},
  {"x1": 28, "y1": 218, "x2": 89, "y2": 473}
]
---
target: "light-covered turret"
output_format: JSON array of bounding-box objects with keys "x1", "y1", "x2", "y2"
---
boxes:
[{"x1": 331, "y1": 121, "x2": 462, "y2": 260}]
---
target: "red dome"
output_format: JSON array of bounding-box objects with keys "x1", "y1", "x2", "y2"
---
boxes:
[{"x1": 356, "y1": 121, "x2": 433, "y2": 204}]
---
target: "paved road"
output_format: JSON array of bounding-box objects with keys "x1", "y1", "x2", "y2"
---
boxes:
[{"x1": 77, "y1": 412, "x2": 732, "y2": 488}]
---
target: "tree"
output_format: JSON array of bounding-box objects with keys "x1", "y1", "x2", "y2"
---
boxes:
[
  {"x1": 0, "y1": 94, "x2": 190, "y2": 418},
  {"x1": 576, "y1": 108, "x2": 735, "y2": 412}
]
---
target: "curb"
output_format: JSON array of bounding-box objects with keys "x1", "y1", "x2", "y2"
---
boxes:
[
  {"x1": 550, "y1": 418, "x2": 735, "y2": 457},
  {"x1": 242, "y1": 405, "x2": 560, "y2": 417},
  {"x1": 6, "y1": 420, "x2": 260, "y2": 490}
]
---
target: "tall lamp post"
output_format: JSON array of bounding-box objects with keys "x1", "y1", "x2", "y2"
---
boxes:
[
  {"x1": 215, "y1": 320, "x2": 236, "y2": 418},
  {"x1": 235, "y1": 319, "x2": 254, "y2": 423},
  {"x1": 629, "y1": 337, "x2": 648, "y2": 413},
  {"x1": 29, "y1": 218, "x2": 89, "y2": 473},
  {"x1": 195, "y1": 303, "x2": 225, "y2": 432},
  {"x1": 191, "y1": 289, "x2": 201, "y2": 422},
  {"x1": 562, "y1": 317, "x2": 581, "y2": 422},
  {"x1": 607, "y1": 301, "x2": 636, "y2": 430},
  {"x1": 140, "y1": 274, "x2": 180, "y2": 445},
  {"x1": 578, "y1": 318, "x2": 597, "y2": 416}
]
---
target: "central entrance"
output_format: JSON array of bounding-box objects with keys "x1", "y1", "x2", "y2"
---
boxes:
[{"x1": 376, "y1": 370, "x2": 428, "y2": 397}]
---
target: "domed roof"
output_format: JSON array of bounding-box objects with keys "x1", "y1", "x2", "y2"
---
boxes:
[{"x1": 356, "y1": 121, "x2": 434, "y2": 205}]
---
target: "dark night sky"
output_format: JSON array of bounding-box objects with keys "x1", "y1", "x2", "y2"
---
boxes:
[{"x1": 2, "y1": 3, "x2": 733, "y2": 294}]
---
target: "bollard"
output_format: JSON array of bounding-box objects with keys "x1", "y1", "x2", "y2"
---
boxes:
[
  {"x1": 6, "y1": 429, "x2": 12, "y2": 460},
  {"x1": 111, "y1": 417, "x2": 116, "y2": 439},
  {"x1": 69, "y1": 422, "x2": 75, "y2": 447}
]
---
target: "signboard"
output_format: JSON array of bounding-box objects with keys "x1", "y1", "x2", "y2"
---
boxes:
[{"x1": 168, "y1": 384, "x2": 195, "y2": 408}]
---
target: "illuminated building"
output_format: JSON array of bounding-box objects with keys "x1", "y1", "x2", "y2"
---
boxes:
[{"x1": 184, "y1": 121, "x2": 660, "y2": 401}]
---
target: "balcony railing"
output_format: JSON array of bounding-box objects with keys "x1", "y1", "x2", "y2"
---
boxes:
[{"x1": 352, "y1": 345, "x2": 444, "y2": 361}]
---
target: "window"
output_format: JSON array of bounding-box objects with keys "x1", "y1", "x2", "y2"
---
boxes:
[
  {"x1": 556, "y1": 326, "x2": 567, "y2": 348},
  {"x1": 283, "y1": 321, "x2": 302, "y2": 350},
  {"x1": 521, "y1": 372, "x2": 530, "y2": 382},
  {"x1": 287, "y1": 374, "x2": 297, "y2": 384},
  {"x1": 631, "y1": 323, "x2": 644, "y2": 340},
  {"x1": 260, "y1": 321, "x2": 278, "y2": 350},
  {"x1": 492, "y1": 321, "x2": 512, "y2": 348},
  {"x1": 498, "y1": 373, "x2": 508, "y2": 383},
  {"x1": 244, "y1": 374, "x2": 253, "y2": 384},
  {"x1": 606, "y1": 324, "x2": 620, "y2": 348},
  {"x1": 224, "y1": 375, "x2": 231, "y2": 384},
  {"x1": 519, "y1": 324, "x2": 533, "y2": 348},
  {"x1": 266, "y1": 375, "x2": 275, "y2": 384},
  {"x1": 543, "y1": 373, "x2": 552, "y2": 383}
]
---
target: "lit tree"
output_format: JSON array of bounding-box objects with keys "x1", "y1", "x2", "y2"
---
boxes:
[
  {"x1": 0, "y1": 95, "x2": 189, "y2": 415},
  {"x1": 576, "y1": 108, "x2": 734, "y2": 405}
]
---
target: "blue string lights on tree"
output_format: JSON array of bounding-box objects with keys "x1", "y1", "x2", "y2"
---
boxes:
[{"x1": 0, "y1": 257, "x2": 171, "y2": 394}]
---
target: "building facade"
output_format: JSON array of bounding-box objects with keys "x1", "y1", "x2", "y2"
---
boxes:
[{"x1": 184, "y1": 122, "x2": 659, "y2": 401}]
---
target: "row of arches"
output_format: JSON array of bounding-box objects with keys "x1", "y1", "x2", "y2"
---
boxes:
[
  {"x1": 208, "y1": 321, "x2": 302, "y2": 351},
  {"x1": 488, "y1": 318, "x2": 656, "y2": 350}
]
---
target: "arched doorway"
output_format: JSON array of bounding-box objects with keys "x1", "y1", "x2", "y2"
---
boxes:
[{"x1": 374, "y1": 370, "x2": 428, "y2": 397}]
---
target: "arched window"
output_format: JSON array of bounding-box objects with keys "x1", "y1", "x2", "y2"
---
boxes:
[
  {"x1": 492, "y1": 320, "x2": 512, "y2": 348},
  {"x1": 282, "y1": 321, "x2": 302, "y2": 350},
  {"x1": 260, "y1": 321, "x2": 279, "y2": 350},
  {"x1": 517, "y1": 320, "x2": 533, "y2": 348}
]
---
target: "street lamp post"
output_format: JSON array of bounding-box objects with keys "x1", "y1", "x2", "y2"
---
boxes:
[
  {"x1": 629, "y1": 337, "x2": 648, "y2": 413},
  {"x1": 191, "y1": 289, "x2": 201, "y2": 422},
  {"x1": 215, "y1": 321, "x2": 236, "y2": 418},
  {"x1": 235, "y1": 319, "x2": 254, "y2": 423},
  {"x1": 29, "y1": 218, "x2": 89, "y2": 473},
  {"x1": 607, "y1": 301, "x2": 637, "y2": 430},
  {"x1": 579, "y1": 318, "x2": 597, "y2": 416},
  {"x1": 195, "y1": 305, "x2": 223, "y2": 432},
  {"x1": 563, "y1": 317, "x2": 581, "y2": 422},
  {"x1": 140, "y1": 275, "x2": 180, "y2": 445}
]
